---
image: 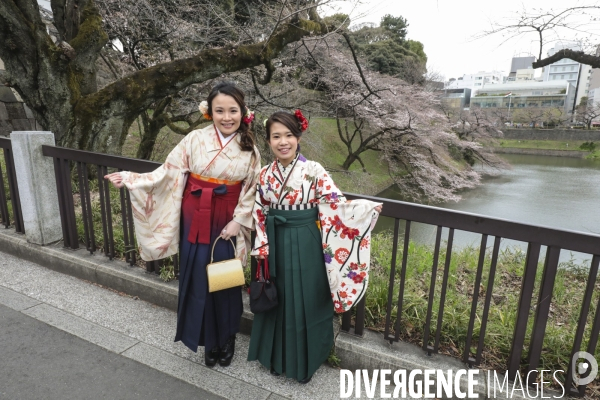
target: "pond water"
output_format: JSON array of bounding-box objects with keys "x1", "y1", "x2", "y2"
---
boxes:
[{"x1": 375, "y1": 154, "x2": 600, "y2": 265}]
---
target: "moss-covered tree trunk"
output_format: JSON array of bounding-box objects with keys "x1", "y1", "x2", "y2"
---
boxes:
[{"x1": 0, "y1": 0, "x2": 330, "y2": 154}]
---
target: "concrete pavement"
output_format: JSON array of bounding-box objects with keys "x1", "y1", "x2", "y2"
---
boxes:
[
  {"x1": 0, "y1": 303, "x2": 223, "y2": 400},
  {"x1": 0, "y1": 249, "x2": 342, "y2": 399}
]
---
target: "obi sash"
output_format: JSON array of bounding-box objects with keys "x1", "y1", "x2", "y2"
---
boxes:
[
  {"x1": 183, "y1": 173, "x2": 242, "y2": 245},
  {"x1": 266, "y1": 207, "x2": 319, "y2": 278}
]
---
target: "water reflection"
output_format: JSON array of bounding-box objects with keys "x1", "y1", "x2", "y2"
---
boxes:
[{"x1": 375, "y1": 154, "x2": 600, "y2": 265}]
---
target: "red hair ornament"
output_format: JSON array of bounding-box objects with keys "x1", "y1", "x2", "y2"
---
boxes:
[
  {"x1": 295, "y1": 109, "x2": 309, "y2": 131},
  {"x1": 243, "y1": 108, "x2": 255, "y2": 125}
]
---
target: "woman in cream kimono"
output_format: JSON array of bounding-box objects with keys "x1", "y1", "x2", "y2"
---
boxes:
[
  {"x1": 248, "y1": 111, "x2": 381, "y2": 383},
  {"x1": 106, "y1": 83, "x2": 260, "y2": 368}
]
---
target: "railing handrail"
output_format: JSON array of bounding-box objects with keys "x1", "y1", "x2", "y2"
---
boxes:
[
  {"x1": 42, "y1": 144, "x2": 600, "y2": 255},
  {"x1": 0, "y1": 137, "x2": 12, "y2": 149},
  {"x1": 42, "y1": 145, "x2": 161, "y2": 172},
  {"x1": 347, "y1": 193, "x2": 600, "y2": 256}
]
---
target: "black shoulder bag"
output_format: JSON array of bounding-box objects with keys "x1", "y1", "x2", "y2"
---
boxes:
[{"x1": 249, "y1": 258, "x2": 278, "y2": 313}]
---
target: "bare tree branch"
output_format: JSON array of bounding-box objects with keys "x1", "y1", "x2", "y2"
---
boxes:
[
  {"x1": 341, "y1": 32, "x2": 380, "y2": 100},
  {"x1": 533, "y1": 48, "x2": 600, "y2": 69}
]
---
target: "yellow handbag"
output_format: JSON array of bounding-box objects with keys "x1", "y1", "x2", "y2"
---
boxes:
[{"x1": 206, "y1": 238, "x2": 245, "y2": 292}]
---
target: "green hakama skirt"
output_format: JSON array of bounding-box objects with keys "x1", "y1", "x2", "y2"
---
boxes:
[{"x1": 247, "y1": 207, "x2": 334, "y2": 381}]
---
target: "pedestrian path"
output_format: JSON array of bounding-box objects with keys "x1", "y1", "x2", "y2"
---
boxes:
[
  {"x1": 0, "y1": 250, "x2": 343, "y2": 400},
  {"x1": 0, "y1": 303, "x2": 224, "y2": 400}
]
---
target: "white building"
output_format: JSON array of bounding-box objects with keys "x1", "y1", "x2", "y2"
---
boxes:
[
  {"x1": 542, "y1": 42, "x2": 592, "y2": 108},
  {"x1": 445, "y1": 71, "x2": 505, "y2": 95},
  {"x1": 470, "y1": 80, "x2": 576, "y2": 118},
  {"x1": 515, "y1": 68, "x2": 535, "y2": 81},
  {"x1": 589, "y1": 87, "x2": 600, "y2": 106}
]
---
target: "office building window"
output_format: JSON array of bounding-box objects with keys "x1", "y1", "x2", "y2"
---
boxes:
[{"x1": 561, "y1": 75, "x2": 565, "y2": 79}]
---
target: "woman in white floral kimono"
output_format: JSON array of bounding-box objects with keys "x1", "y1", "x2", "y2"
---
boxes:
[
  {"x1": 247, "y1": 111, "x2": 381, "y2": 383},
  {"x1": 105, "y1": 82, "x2": 261, "y2": 368}
]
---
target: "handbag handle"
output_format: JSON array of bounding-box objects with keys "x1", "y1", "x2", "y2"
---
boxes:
[
  {"x1": 256, "y1": 258, "x2": 271, "y2": 281},
  {"x1": 210, "y1": 237, "x2": 236, "y2": 263}
]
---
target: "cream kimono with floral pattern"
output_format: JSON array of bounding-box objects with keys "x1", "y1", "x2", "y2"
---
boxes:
[
  {"x1": 120, "y1": 124, "x2": 260, "y2": 263},
  {"x1": 251, "y1": 154, "x2": 380, "y2": 313}
]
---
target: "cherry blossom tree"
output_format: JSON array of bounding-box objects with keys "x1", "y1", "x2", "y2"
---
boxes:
[
  {"x1": 576, "y1": 97, "x2": 600, "y2": 129},
  {"x1": 0, "y1": 0, "x2": 342, "y2": 154},
  {"x1": 285, "y1": 38, "x2": 506, "y2": 203}
]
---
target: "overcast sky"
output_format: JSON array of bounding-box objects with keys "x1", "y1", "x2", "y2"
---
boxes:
[
  {"x1": 326, "y1": 0, "x2": 598, "y2": 81},
  {"x1": 37, "y1": 0, "x2": 595, "y2": 82}
]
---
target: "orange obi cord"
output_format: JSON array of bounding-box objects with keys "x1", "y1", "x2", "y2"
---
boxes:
[
  {"x1": 189, "y1": 173, "x2": 242, "y2": 185},
  {"x1": 183, "y1": 174, "x2": 242, "y2": 245}
]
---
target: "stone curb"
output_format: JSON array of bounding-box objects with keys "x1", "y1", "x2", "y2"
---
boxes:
[
  {"x1": 492, "y1": 147, "x2": 586, "y2": 158},
  {"x1": 0, "y1": 228, "x2": 559, "y2": 399}
]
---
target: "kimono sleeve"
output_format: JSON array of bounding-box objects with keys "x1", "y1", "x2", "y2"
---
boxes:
[
  {"x1": 120, "y1": 134, "x2": 190, "y2": 191},
  {"x1": 251, "y1": 168, "x2": 270, "y2": 257},
  {"x1": 119, "y1": 135, "x2": 191, "y2": 261},
  {"x1": 232, "y1": 148, "x2": 261, "y2": 229},
  {"x1": 319, "y1": 200, "x2": 381, "y2": 314},
  {"x1": 314, "y1": 162, "x2": 347, "y2": 205}
]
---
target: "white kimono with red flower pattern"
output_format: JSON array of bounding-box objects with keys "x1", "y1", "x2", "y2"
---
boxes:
[
  {"x1": 319, "y1": 201, "x2": 380, "y2": 313},
  {"x1": 251, "y1": 154, "x2": 381, "y2": 313}
]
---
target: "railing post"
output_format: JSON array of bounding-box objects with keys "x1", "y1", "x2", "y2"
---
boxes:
[
  {"x1": 10, "y1": 131, "x2": 62, "y2": 245},
  {"x1": 525, "y1": 246, "x2": 560, "y2": 378},
  {"x1": 507, "y1": 242, "x2": 541, "y2": 378}
]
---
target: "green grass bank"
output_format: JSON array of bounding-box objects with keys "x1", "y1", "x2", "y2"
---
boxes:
[
  {"x1": 495, "y1": 139, "x2": 600, "y2": 160},
  {"x1": 122, "y1": 117, "x2": 394, "y2": 196},
  {"x1": 366, "y1": 231, "x2": 599, "y2": 389}
]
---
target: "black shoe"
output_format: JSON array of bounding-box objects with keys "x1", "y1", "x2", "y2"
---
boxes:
[
  {"x1": 298, "y1": 375, "x2": 312, "y2": 384},
  {"x1": 205, "y1": 346, "x2": 220, "y2": 367},
  {"x1": 270, "y1": 367, "x2": 280, "y2": 377},
  {"x1": 218, "y1": 335, "x2": 236, "y2": 367}
]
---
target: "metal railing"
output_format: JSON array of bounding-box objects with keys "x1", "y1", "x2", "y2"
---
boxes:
[
  {"x1": 0, "y1": 137, "x2": 24, "y2": 233},
  {"x1": 39, "y1": 144, "x2": 600, "y2": 396},
  {"x1": 41, "y1": 145, "x2": 174, "y2": 274},
  {"x1": 345, "y1": 192, "x2": 600, "y2": 397}
]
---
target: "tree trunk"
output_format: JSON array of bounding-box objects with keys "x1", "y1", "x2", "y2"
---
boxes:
[
  {"x1": 136, "y1": 112, "x2": 158, "y2": 160},
  {"x1": 1, "y1": 0, "x2": 332, "y2": 155},
  {"x1": 342, "y1": 154, "x2": 358, "y2": 170}
]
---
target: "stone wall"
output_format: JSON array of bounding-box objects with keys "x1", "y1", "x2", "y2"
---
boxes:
[
  {"x1": 501, "y1": 128, "x2": 600, "y2": 141},
  {"x1": 0, "y1": 86, "x2": 41, "y2": 137},
  {"x1": 493, "y1": 147, "x2": 586, "y2": 158}
]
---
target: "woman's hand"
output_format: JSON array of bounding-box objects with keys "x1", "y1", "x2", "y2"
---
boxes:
[
  {"x1": 347, "y1": 199, "x2": 383, "y2": 213},
  {"x1": 104, "y1": 172, "x2": 124, "y2": 189},
  {"x1": 220, "y1": 220, "x2": 241, "y2": 240}
]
